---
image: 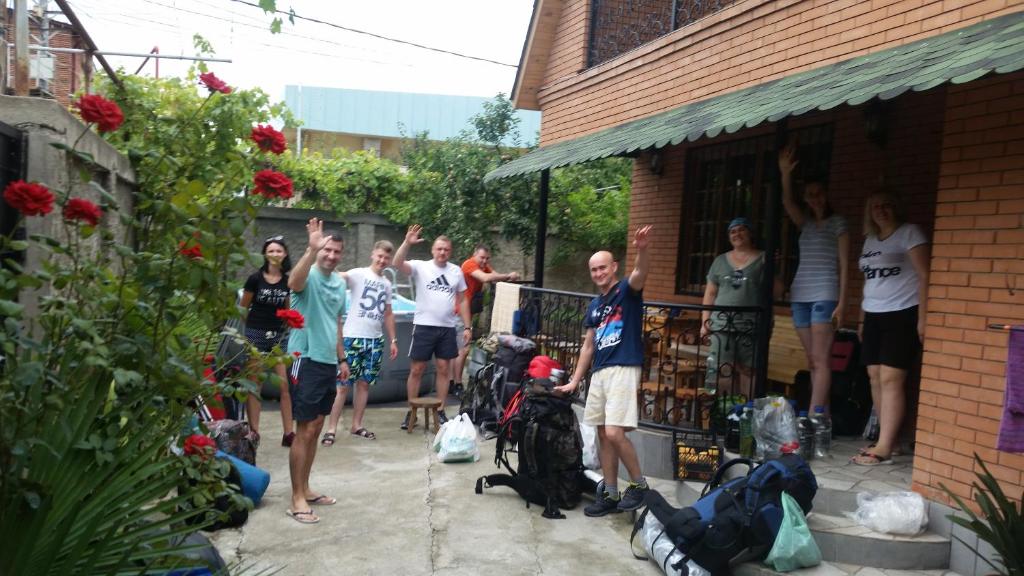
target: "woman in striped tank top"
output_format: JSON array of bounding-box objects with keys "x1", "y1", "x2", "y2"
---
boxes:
[{"x1": 779, "y1": 144, "x2": 850, "y2": 415}]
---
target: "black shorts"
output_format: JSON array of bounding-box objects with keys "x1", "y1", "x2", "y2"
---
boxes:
[
  {"x1": 289, "y1": 358, "x2": 337, "y2": 422},
  {"x1": 409, "y1": 324, "x2": 458, "y2": 361},
  {"x1": 861, "y1": 306, "x2": 920, "y2": 370}
]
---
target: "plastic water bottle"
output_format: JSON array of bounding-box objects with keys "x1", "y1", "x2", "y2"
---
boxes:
[
  {"x1": 739, "y1": 402, "x2": 755, "y2": 458},
  {"x1": 725, "y1": 404, "x2": 742, "y2": 452},
  {"x1": 812, "y1": 405, "x2": 832, "y2": 458},
  {"x1": 797, "y1": 410, "x2": 815, "y2": 461}
]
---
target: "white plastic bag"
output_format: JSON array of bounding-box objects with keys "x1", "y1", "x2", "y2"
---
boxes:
[
  {"x1": 438, "y1": 413, "x2": 480, "y2": 463},
  {"x1": 581, "y1": 423, "x2": 600, "y2": 470},
  {"x1": 752, "y1": 396, "x2": 798, "y2": 459},
  {"x1": 638, "y1": 513, "x2": 710, "y2": 576},
  {"x1": 846, "y1": 491, "x2": 928, "y2": 535}
]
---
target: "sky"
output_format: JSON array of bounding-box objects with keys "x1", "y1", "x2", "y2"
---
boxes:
[{"x1": 59, "y1": 0, "x2": 534, "y2": 102}]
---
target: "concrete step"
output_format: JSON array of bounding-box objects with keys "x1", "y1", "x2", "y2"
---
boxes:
[{"x1": 735, "y1": 560, "x2": 962, "y2": 576}]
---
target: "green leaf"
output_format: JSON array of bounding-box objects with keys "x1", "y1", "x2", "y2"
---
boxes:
[
  {"x1": 0, "y1": 299, "x2": 24, "y2": 317},
  {"x1": 7, "y1": 240, "x2": 28, "y2": 251},
  {"x1": 270, "y1": 17, "x2": 282, "y2": 33}
]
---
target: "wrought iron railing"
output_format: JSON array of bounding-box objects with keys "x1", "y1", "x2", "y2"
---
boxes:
[
  {"x1": 588, "y1": 0, "x2": 738, "y2": 67},
  {"x1": 516, "y1": 285, "x2": 765, "y2": 436}
]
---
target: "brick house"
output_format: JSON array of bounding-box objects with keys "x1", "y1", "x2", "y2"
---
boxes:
[
  {"x1": 487, "y1": 0, "x2": 1023, "y2": 561},
  {"x1": 3, "y1": 8, "x2": 87, "y2": 107}
]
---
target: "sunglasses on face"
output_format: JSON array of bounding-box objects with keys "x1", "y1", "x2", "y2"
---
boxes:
[{"x1": 265, "y1": 235, "x2": 284, "y2": 243}]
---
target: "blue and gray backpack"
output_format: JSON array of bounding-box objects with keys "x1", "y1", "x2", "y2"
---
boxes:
[{"x1": 632, "y1": 453, "x2": 817, "y2": 575}]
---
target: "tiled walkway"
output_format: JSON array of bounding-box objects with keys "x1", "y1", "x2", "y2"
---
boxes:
[{"x1": 809, "y1": 436, "x2": 913, "y2": 494}]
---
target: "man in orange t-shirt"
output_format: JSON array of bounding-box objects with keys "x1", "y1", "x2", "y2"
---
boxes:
[{"x1": 451, "y1": 244, "x2": 519, "y2": 391}]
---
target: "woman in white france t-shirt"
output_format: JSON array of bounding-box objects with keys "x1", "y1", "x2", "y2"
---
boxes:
[{"x1": 852, "y1": 191, "x2": 929, "y2": 466}]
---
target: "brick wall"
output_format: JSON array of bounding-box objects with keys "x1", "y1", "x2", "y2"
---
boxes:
[
  {"x1": 3, "y1": 14, "x2": 84, "y2": 106},
  {"x1": 536, "y1": 0, "x2": 1020, "y2": 145},
  {"x1": 911, "y1": 71, "x2": 1024, "y2": 507}
]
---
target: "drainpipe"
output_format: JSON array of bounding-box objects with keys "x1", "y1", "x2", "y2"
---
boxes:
[
  {"x1": 534, "y1": 168, "x2": 550, "y2": 287},
  {"x1": 14, "y1": 0, "x2": 28, "y2": 96}
]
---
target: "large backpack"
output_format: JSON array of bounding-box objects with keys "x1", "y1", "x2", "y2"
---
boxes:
[
  {"x1": 631, "y1": 453, "x2": 817, "y2": 575},
  {"x1": 474, "y1": 389, "x2": 584, "y2": 519}
]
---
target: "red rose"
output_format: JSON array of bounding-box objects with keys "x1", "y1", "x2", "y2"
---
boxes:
[
  {"x1": 63, "y1": 197, "x2": 103, "y2": 226},
  {"x1": 183, "y1": 434, "x2": 217, "y2": 460},
  {"x1": 74, "y1": 94, "x2": 124, "y2": 133},
  {"x1": 276, "y1": 309, "x2": 305, "y2": 329},
  {"x1": 252, "y1": 169, "x2": 294, "y2": 199},
  {"x1": 3, "y1": 180, "x2": 54, "y2": 216},
  {"x1": 199, "y1": 72, "x2": 232, "y2": 94},
  {"x1": 178, "y1": 241, "x2": 203, "y2": 260},
  {"x1": 251, "y1": 125, "x2": 287, "y2": 155}
]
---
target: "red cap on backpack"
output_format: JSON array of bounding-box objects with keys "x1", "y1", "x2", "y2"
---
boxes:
[{"x1": 527, "y1": 355, "x2": 561, "y2": 379}]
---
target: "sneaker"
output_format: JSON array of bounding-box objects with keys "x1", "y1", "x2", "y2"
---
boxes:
[
  {"x1": 618, "y1": 483, "x2": 649, "y2": 512},
  {"x1": 400, "y1": 411, "x2": 411, "y2": 430},
  {"x1": 584, "y1": 492, "x2": 622, "y2": 517},
  {"x1": 437, "y1": 409, "x2": 449, "y2": 425}
]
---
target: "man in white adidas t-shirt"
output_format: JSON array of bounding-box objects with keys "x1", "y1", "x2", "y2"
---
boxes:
[
  {"x1": 393, "y1": 224, "x2": 471, "y2": 428},
  {"x1": 321, "y1": 240, "x2": 399, "y2": 445}
]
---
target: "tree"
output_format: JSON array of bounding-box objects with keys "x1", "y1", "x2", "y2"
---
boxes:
[{"x1": 0, "y1": 60, "x2": 290, "y2": 573}]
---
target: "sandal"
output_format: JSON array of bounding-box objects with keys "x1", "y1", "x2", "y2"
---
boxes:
[
  {"x1": 351, "y1": 428, "x2": 376, "y2": 440},
  {"x1": 286, "y1": 509, "x2": 320, "y2": 524},
  {"x1": 851, "y1": 452, "x2": 893, "y2": 466},
  {"x1": 858, "y1": 444, "x2": 902, "y2": 456},
  {"x1": 321, "y1": 432, "x2": 336, "y2": 447},
  {"x1": 306, "y1": 494, "x2": 337, "y2": 506}
]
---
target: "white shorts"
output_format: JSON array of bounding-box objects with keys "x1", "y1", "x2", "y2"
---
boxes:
[{"x1": 582, "y1": 365, "x2": 641, "y2": 429}]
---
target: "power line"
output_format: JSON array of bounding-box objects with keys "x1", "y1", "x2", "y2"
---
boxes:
[{"x1": 227, "y1": 0, "x2": 518, "y2": 68}]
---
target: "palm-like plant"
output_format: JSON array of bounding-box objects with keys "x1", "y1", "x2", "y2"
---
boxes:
[{"x1": 942, "y1": 454, "x2": 1023, "y2": 576}]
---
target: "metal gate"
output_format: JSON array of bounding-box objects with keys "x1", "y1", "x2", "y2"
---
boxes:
[{"x1": 0, "y1": 121, "x2": 26, "y2": 262}]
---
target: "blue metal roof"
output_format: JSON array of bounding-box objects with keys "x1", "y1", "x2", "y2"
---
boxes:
[{"x1": 284, "y1": 86, "x2": 541, "y2": 146}]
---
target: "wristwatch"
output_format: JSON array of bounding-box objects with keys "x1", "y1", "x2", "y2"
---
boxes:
[{"x1": 391, "y1": 338, "x2": 398, "y2": 344}]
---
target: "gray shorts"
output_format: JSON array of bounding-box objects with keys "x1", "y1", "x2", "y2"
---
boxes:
[{"x1": 289, "y1": 357, "x2": 337, "y2": 422}]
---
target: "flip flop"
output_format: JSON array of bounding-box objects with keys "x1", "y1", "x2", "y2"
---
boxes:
[
  {"x1": 851, "y1": 452, "x2": 893, "y2": 466},
  {"x1": 306, "y1": 494, "x2": 337, "y2": 506},
  {"x1": 320, "y1": 432, "x2": 336, "y2": 447},
  {"x1": 351, "y1": 428, "x2": 376, "y2": 440},
  {"x1": 286, "y1": 509, "x2": 320, "y2": 524}
]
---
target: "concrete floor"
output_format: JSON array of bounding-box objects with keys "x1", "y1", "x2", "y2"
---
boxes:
[{"x1": 210, "y1": 402, "x2": 661, "y2": 576}]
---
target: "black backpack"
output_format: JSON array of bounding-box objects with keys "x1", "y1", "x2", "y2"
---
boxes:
[
  {"x1": 475, "y1": 388, "x2": 584, "y2": 519},
  {"x1": 631, "y1": 454, "x2": 817, "y2": 575}
]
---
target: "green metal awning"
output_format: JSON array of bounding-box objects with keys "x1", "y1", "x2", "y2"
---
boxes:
[{"x1": 486, "y1": 11, "x2": 1024, "y2": 182}]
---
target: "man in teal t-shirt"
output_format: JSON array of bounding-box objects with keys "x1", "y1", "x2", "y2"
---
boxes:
[{"x1": 284, "y1": 218, "x2": 349, "y2": 524}]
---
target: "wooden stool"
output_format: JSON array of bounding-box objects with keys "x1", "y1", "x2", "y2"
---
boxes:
[{"x1": 407, "y1": 397, "x2": 443, "y2": 435}]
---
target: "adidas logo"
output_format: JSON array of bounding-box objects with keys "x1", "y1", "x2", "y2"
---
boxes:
[{"x1": 426, "y1": 275, "x2": 453, "y2": 292}]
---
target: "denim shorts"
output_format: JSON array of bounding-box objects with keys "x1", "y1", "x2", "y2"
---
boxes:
[{"x1": 791, "y1": 300, "x2": 838, "y2": 328}]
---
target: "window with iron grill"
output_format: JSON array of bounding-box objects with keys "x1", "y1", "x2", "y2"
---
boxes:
[
  {"x1": 675, "y1": 125, "x2": 834, "y2": 297},
  {"x1": 588, "y1": 0, "x2": 738, "y2": 67}
]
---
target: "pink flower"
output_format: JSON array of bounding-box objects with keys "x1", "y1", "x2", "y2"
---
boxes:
[
  {"x1": 3, "y1": 180, "x2": 54, "y2": 216},
  {"x1": 199, "y1": 72, "x2": 232, "y2": 94},
  {"x1": 74, "y1": 94, "x2": 124, "y2": 132},
  {"x1": 63, "y1": 198, "x2": 103, "y2": 226},
  {"x1": 251, "y1": 125, "x2": 287, "y2": 155}
]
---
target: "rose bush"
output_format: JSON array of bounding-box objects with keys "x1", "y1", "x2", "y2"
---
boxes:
[
  {"x1": 253, "y1": 168, "x2": 294, "y2": 199},
  {"x1": 0, "y1": 55, "x2": 296, "y2": 575}
]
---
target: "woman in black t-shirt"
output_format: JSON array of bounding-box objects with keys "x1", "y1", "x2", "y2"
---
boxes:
[{"x1": 240, "y1": 236, "x2": 293, "y2": 446}]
